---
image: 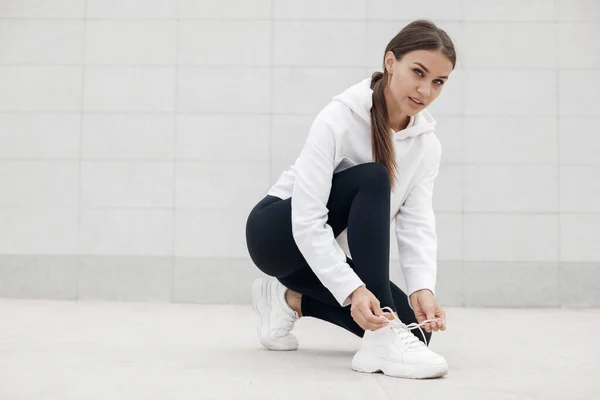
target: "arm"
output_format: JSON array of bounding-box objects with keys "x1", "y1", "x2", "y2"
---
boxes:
[
  {"x1": 394, "y1": 139, "x2": 442, "y2": 299},
  {"x1": 291, "y1": 107, "x2": 364, "y2": 307}
]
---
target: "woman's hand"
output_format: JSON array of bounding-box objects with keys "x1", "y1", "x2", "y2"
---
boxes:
[
  {"x1": 409, "y1": 289, "x2": 446, "y2": 333},
  {"x1": 349, "y1": 285, "x2": 389, "y2": 331}
]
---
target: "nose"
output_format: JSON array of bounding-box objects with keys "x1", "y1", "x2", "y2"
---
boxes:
[{"x1": 417, "y1": 83, "x2": 431, "y2": 97}]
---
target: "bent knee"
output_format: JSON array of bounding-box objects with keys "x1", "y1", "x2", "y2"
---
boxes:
[{"x1": 353, "y1": 162, "x2": 391, "y2": 189}]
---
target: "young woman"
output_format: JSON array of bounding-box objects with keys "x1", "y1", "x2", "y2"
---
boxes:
[{"x1": 245, "y1": 20, "x2": 456, "y2": 379}]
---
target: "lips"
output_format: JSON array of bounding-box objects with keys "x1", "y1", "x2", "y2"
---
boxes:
[{"x1": 409, "y1": 97, "x2": 424, "y2": 105}]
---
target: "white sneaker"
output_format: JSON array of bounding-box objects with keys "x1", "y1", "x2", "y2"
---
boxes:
[
  {"x1": 252, "y1": 278, "x2": 299, "y2": 351},
  {"x1": 351, "y1": 307, "x2": 448, "y2": 379}
]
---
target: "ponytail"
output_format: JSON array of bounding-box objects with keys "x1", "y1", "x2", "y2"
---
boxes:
[{"x1": 370, "y1": 71, "x2": 398, "y2": 189}]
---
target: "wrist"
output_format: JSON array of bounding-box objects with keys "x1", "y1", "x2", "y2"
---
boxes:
[
  {"x1": 410, "y1": 288, "x2": 434, "y2": 303},
  {"x1": 350, "y1": 285, "x2": 366, "y2": 300},
  {"x1": 411, "y1": 288, "x2": 434, "y2": 297}
]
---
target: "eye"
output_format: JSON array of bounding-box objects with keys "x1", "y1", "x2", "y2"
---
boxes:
[
  {"x1": 434, "y1": 79, "x2": 445, "y2": 85},
  {"x1": 413, "y1": 68, "x2": 424, "y2": 77}
]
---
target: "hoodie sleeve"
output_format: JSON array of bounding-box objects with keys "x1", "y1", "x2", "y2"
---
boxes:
[
  {"x1": 394, "y1": 138, "x2": 442, "y2": 299},
  {"x1": 291, "y1": 106, "x2": 365, "y2": 307}
]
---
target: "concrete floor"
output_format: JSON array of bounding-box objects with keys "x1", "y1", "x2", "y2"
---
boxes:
[{"x1": 0, "y1": 299, "x2": 598, "y2": 400}]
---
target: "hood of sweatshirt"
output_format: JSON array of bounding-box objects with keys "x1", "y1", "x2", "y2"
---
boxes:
[{"x1": 332, "y1": 78, "x2": 437, "y2": 141}]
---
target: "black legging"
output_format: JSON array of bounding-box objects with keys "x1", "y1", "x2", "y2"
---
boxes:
[{"x1": 245, "y1": 162, "x2": 431, "y2": 344}]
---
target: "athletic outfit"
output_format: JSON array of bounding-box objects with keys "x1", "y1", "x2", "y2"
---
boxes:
[{"x1": 245, "y1": 77, "x2": 448, "y2": 378}]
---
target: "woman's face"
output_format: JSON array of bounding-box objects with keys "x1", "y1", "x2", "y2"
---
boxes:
[{"x1": 384, "y1": 49, "x2": 454, "y2": 116}]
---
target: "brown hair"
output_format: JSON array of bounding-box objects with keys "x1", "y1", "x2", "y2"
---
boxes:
[{"x1": 370, "y1": 20, "x2": 456, "y2": 189}]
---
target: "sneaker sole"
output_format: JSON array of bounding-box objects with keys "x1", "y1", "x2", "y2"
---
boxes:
[
  {"x1": 351, "y1": 349, "x2": 448, "y2": 379},
  {"x1": 251, "y1": 279, "x2": 297, "y2": 352}
]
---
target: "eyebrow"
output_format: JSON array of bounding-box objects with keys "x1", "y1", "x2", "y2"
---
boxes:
[{"x1": 414, "y1": 62, "x2": 448, "y2": 79}]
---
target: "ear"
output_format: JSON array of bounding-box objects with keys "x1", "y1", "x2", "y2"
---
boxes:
[{"x1": 384, "y1": 51, "x2": 395, "y2": 74}]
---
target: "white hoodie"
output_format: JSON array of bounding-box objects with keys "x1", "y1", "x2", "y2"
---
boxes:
[{"x1": 267, "y1": 78, "x2": 441, "y2": 307}]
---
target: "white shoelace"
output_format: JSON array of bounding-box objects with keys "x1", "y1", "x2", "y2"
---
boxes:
[{"x1": 378, "y1": 306, "x2": 440, "y2": 348}]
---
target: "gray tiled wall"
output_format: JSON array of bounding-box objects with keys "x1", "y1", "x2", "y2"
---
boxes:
[{"x1": 0, "y1": 0, "x2": 599, "y2": 306}]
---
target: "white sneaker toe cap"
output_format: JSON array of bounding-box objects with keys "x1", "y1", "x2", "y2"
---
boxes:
[{"x1": 403, "y1": 350, "x2": 448, "y2": 368}]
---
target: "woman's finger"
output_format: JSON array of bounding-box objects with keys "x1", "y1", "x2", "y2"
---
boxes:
[
  {"x1": 431, "y1": 316, "x2": 443, "y2": 331},
  {"x1": 371, "y1": 299, "x2": 384, "y2": 317},
  {"x1": 360, "y1": 303, "x2": 385, "y2": 326},
  {"x1": 440, "y1": 317, "x2": 447, "y2": 331},
  {"x1": 360, "y1": 315, "x2": 385, "y2": 331},
  {"x1": 437, "y1": 308, "x2": 447, "y2": 320}
]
